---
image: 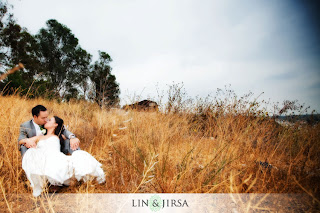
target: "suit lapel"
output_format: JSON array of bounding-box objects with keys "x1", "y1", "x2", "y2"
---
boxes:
[{"x1": 29, "y1": 120, "x2": 37, "y2": 137}]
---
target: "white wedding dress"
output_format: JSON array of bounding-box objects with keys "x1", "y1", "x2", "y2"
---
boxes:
[{"x1": 22, "y1": 136, "x2": 105, "y2": 197}]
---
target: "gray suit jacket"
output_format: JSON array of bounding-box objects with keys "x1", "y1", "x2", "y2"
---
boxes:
[{"x1": 18, "y1": 120, "x2": 76, "y2": 156}]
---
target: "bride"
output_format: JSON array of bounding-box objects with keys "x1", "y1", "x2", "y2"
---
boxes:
[{"x1": 20, "y1": 116, "x2": 105, "y2": 197}]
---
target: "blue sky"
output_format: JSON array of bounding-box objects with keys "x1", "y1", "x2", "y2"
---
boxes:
[{"x1": 10, "y1": 0, "x2": 320, "y2": 112}]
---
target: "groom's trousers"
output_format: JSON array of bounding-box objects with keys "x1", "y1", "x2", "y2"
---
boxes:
[{"x1": 61, "y1": 138, "x2": 81, "y2": 155}]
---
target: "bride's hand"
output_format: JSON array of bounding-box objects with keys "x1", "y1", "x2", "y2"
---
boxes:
[{"x1": 24, "y1": 138, "x2": 37, "y2": 148}]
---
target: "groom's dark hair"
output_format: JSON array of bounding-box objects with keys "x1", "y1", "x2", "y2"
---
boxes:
[{"x1": 32, "y1": 105, "x2": 47, "y2": 117}]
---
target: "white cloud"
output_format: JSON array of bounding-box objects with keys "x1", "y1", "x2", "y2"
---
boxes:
[{"x1": 11, "y1": 0, "x2": 320, "y2": 111}]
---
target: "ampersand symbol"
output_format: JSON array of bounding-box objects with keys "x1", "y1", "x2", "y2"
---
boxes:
[
  {"x1": 149, "y1": 195, "x2": 162, "y2": 212},
  {"x1": 153, "y1": 199, "x2": 159, "y2": 207}
]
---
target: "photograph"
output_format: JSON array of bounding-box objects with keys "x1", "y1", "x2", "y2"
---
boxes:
[{"x1": 0, "y1": 0, "x2": 319, "y2": 212}]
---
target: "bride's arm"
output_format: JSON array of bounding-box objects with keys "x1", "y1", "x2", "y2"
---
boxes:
[{"x1": 18, "y1": 135, "x2": 45, "y2": 145}]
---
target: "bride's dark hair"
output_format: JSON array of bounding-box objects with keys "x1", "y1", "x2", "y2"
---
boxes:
[{"x1": 54, "y1": 116, "x2": 65, "y2": 151}]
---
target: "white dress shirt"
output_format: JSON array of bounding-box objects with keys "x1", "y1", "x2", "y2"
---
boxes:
[{"x1": 32, "y1": 120, "x2": 44, "y2": 136}]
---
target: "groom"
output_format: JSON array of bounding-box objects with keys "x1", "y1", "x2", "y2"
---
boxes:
[{"x1": 18, "y1": 105, "x2": 80, "y2": 157}]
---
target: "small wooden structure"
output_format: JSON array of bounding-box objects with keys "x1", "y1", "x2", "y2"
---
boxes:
[{"x1": 122, "y1": 100, "x2": 159, "y2": 111}]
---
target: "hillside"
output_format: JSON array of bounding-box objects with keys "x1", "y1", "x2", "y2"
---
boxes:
[{"x1": 0, "y1": 95, "x2": 319, "y2": 211}]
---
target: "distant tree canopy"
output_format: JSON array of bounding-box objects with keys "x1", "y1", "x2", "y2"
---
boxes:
[
  {"x1": 0, "y1": 2, "x2": 120, "y2": 107},
  {"x1": 90, "y1": 51, "x2": 120, "y2": 107}
]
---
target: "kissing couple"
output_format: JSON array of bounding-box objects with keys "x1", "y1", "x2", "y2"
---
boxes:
[{"x1": 18, "y1": 105, "x2": 105, "y2": 197}]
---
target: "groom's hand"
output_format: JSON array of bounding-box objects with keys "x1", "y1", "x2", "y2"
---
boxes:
[
  {"x1": 25, "y1": 139, "x2": 36, "y2": 148},
  {"x1": 70, "y1": 138, "x2": 80, "y2": 150}
]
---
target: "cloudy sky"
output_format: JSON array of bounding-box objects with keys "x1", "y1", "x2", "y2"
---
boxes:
[{"x1": 11, "y1": 0, "x2": 320, "y2": 112}]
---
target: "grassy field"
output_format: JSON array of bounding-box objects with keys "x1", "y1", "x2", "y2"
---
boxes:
[{"x1": 0, "y1": 94, "x2": 319, "y2": 211}]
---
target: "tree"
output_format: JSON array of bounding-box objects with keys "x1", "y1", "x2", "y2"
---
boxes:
[
  {"x1": 0, "y1": 2, "x2": 45, "y2": 96},
  {"x1": 0, "y1": 11, "x2": 120, "y2": 103},
  {"x1": 90, "y1": 51, "x2": 120, "y2": 107},
  {"x1": 36, "y1": 19, "x2": 92, "y2": 99},
  {"x1": 0, "y1": 1, "x2": 11, "y2": 66}
]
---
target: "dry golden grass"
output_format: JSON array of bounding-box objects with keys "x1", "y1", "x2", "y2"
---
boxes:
[{"x1": 0, "y1": 95, "x2": 319, "y2": 211}]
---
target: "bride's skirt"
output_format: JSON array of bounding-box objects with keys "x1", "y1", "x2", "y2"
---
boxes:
[{"x1": 22, "y1": 149, "x2": 105, "y2": 197}]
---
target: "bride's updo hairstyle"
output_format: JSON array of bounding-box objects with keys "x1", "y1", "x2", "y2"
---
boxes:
[{"x1": 54, "y1": 116, "x2": 65, "y2": 150}]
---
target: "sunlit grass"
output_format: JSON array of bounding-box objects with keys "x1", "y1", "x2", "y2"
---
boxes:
[{"x1": 0, "y1": 93, "x2": 319, "y2": 211}]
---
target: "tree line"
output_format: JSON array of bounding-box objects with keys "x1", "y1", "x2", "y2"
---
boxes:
[{"x1": 0, "y1": 2, "x2": 120, "y2": 107}]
